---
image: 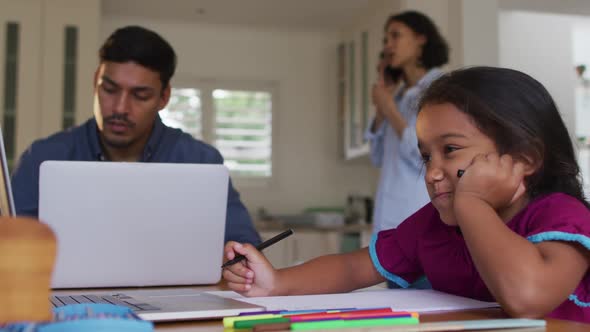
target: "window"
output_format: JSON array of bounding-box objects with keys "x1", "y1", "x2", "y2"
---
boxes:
[
  {"x1": 161, "y1": 83, "x2": 274, "y2": 179},
  {"x1": 161, "y1": 88, "x2": 202, "y2": 139},
  {"x1": 3, "y1": 22, "x2": 19, "y2": 167},
  {"x1": 213, "y1": 89, "x2": 272, "y2": 177},
  {"x1": 62, "y1": 26, "x2": 78, "y2": 129}
]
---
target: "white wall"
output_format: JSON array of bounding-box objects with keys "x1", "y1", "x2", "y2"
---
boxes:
[
  {"x1": 101, "y1": 17, "x2": 379, "y2": 215},
  {"x1": 573, "y1": 22, "x2": 590, "y2": 68},
  {"x1": 573, "y1": 22, "x2": 590, "y2": 139},
  {"x1": 498, "y1": 11, "x2": 577, "y2": 135},
  {"x1": 461, "y1": 0, "x2": 499, "y2": 66},
  {"x1": 401, "y1": 0, "x2": 499, "y2": 69}
]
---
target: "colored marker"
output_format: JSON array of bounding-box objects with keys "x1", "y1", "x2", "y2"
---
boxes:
[
  {"x1": 254, "y1": 318, "x2": 546, "y2": 332},
  {"x1": 292, "y1": 316, "x2": 419, "y2": 330},
  {"x1": 287, "y1": 308, "x2": 398, "y2": 322},
  {"x1": 252, "y1": 316, "x2": 420, "y2": 331},
  {"x1": 254, "y1": 322, "x2": 292, "y2": 332},
  {"x1": 235, "y1": 317, "x2": 291, "y2": 329},
  {"x1": 238, "y1": 310, "x2": 282, "y2": 316},
  {"x1": 227, "y1": 308, "x2": 404, "y2": 328},
  {"x1": 234, "y1": 311, "x2": 414, "y2": 328},
  {"x1": 290, "y1": 311, "x2": 414, "y2": 322},
  {"x1": 225, "y1": 309, "x2": 356, "y2": 327},
  {"x1": 223, "y1": 314, "x2": 282, "y2": 328},
  {"x1": 237, "y1": 308, "x2": 357, "y2": 316}
]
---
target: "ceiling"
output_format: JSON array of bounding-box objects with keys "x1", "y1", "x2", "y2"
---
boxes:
[{"x1": 102, "y1": 0, "x2": 372, "y2": 30}]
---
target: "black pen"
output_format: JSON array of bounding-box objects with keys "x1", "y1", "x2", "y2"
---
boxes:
[{"x1": 221, "y1": 229, "x2": 294, "y2": 268}]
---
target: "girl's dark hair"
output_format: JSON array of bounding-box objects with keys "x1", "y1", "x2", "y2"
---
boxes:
[
  {"x1": 99, "y1": 26, "x2": 177, "y2": 88},
  {"x1": 419, "y1": 66, "x2": 589, "y2": 208},
  {"x1": 386, "y1": 11, "x2": 449, "y2": 69}
]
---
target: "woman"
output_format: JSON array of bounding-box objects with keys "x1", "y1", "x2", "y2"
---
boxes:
[{"x1": 367, "y1": 11, "x2": 449, "y2": 234}]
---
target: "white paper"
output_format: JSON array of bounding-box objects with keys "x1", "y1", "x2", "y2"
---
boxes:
[{"x1": 207, "y1": 289, "x2": 499, "y2": 313}]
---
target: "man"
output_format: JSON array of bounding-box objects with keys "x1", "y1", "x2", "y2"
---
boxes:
[{"x1": 11, "y1": 25, "x2": 261, "y2": 245}]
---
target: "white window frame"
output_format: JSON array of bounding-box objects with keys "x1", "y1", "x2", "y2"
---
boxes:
[{"x1": 166, "y1": 76, "x2": 278, "y2": 187}]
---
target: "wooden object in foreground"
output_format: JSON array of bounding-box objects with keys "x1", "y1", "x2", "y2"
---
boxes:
[{"x1": 0, "y1": 217, "x2": 56, "y2": 323}]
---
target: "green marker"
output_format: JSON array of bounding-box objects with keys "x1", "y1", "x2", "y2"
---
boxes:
[
  {"x1": 234, "y1": 317, "x2": 291, "y2": 329},
  {"x1": 223, "y1": 314, "x2": 282, "y2": 328},
  {"x1": 291, "y1": 316, "x2": 419, "y2": 330}
]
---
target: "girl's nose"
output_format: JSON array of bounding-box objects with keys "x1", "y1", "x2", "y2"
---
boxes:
[{"x1": 425, "y1": 166, "x2": 444, "y2": 184}]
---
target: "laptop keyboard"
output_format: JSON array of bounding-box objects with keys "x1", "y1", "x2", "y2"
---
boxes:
[{"x1": 50, "y1": 293, "x2": 160, "y2": 312}]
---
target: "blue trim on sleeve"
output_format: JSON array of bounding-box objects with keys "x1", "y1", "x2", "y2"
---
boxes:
[
  {"x1": 569, "y1": 294, "x2": 590, "y2": 307},
  {"x1": 527, "y1": 231, "x2": 590, "y2": 308},
  {"x1": 369, "y1": 234, "x2": 410, "y2": 288},
  {"x1": 527, "y1": 231, "x2": 590, "y2": 251}
]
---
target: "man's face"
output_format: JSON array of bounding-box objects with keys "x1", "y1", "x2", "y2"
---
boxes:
[{"x1": 93, "y1": 61, "x2": 170, "y2": 151}]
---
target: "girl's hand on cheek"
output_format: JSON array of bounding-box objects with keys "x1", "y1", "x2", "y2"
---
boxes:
[{"x1": 455, "y1": 153, "x2": 525, "y2": 210}]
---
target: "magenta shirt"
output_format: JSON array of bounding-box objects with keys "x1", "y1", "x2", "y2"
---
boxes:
[{"x1": 369, "y1": 193, "x2": 590, "y2": 323}]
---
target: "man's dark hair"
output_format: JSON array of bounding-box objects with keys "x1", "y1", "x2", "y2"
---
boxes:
[
  {"x1": 99, "y1": 26, "x2": 177, "y2": 88},
  {"x1": 385, "y1": 11, "x2": 449, "y2": 69}
]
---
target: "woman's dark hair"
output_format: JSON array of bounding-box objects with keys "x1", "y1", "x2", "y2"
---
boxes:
[
  {"x1": 99, "y1": 26, "x2": 177, "y2": 89},
  {"x1": 419, "y1": 66, "x2": 589, "y2": 208},
  {"x1": 386, "y1": 11, "x2": 449, "y2": 69}
]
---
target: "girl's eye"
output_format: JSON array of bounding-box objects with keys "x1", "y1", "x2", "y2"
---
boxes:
[
  {"x1": 421, "y1": 153, "x2": 431, "y2": 164},
  {"x1": 444, "y1": 146, "x2": 459, "y2": 154}
]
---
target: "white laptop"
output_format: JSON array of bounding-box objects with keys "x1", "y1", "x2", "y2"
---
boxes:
[
  {"x1": 25, "y1": 160, "x2": 262, "y2": 320},
  {"x1": 40, "y1": 161, "x2": 229, "y2": 288}
]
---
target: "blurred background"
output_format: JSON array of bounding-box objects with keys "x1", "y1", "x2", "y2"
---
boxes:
[{"x1": 2, "y1": 0, "x2": 590, "y2": 264}]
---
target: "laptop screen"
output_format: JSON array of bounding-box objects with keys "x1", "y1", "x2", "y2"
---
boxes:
[
  {"x1": 40, "y1": 161, "x2": 229, "y2": 288},
  {"x1": 0, "y1": 127, "x2": 15, "y2": 217}
]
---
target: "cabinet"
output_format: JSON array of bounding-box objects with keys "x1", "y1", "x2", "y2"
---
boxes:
[
  {"x1": 338, "y1": 31, "x2": 373, "y2": 160},
  {"x1": 0, "y1": 0, "x2": 100, "y2": 163}
]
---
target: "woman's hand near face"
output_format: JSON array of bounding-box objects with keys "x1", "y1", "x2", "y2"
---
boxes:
[
  {"x1": 371, "y1": 78, "x2": 408, "y2": 137},
  {"x1": 372, "y1": 78, "x2": 397, "y2": 112},
  {"x1": 454, "y1": 153, "x2": 526, "y2": 210}
]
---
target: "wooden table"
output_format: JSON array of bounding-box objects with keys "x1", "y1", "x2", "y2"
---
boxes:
[
  {"x1": 55, "y1": 286, "x2": 590, "y2": 332},
  {"x1": 154, "y1": 308, "x2": 590, "y2": 331},
  {"x1": 154, "y1": 298, "x2": 590, "y2": 332}
]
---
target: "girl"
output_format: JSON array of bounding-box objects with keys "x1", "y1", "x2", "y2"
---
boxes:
[
  {"x1": 367, "y1": 11, "x2": 448, "y2": 234},
  {"x1": 223, "y1": 67, "x2": 590, "y2": 323}
]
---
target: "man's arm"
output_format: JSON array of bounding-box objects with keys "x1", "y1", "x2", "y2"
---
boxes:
[
  {"x1": 225, "y1": 178, "x2": 261, "y2": 245},
  {"x1": 176, "y1": 135, "x2": 262, "y2": 245},
  {"x1": 197, "y1": 142, "x2": 261, "y2": 245}
]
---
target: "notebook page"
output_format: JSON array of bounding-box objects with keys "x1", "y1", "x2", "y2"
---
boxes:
[{"x1": 207, "y1": 289, "x2": 499, "y2": 312}]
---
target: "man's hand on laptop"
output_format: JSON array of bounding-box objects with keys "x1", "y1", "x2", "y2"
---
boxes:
[{"x1": 222, "y1": 241, "x2": 278, "y2": 297}]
